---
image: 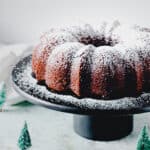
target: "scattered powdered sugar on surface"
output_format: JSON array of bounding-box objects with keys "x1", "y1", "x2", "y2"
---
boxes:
[{"x1": 12, "y1": 55, "x2": 150, "y2": 111}]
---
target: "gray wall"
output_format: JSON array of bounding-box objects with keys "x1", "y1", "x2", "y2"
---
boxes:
[{"x1": 0, "y1": 0, "x2": 150, "y2": 44}]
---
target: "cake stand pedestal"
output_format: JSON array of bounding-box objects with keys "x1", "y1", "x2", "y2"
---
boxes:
[
  {"x1": 73, "y1": 115, "x2": 133, "y2": 140},
  {"x1": 11, "y1": 55, "x2": 150, "y2": 141}
]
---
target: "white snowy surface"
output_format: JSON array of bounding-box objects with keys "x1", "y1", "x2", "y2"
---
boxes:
[
  {"x1": 0, "y1": 44, "x2": 33, "y2": 105},
  {"x1": 0, "y1": 44, "x2": 150, "y2": 150},
  {"x1": 0, "y1": 105, "x2": 149, "y2": 150}
]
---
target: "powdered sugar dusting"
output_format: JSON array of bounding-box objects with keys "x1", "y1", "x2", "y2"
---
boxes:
[
  {"x1": 63, "y1": 23, "x2": 97, "y2": 40},
  {"x1": 12, "y1": 55, "x2": 150, "y2": 111},
  {"x1": 35, "y1": 31, "x2": 78, "y2": 66},
  {"x1": 41, "y1": 31, "x2": 77, "y2": 46},
  {"x1": 36, "y1": 21, "x2": 150, "y2": 65},
  {"x1": 38, "y1": 21, "x2": 150, "y2": 62},
  {"x1": 47, "y1": 42, "x2": 84, "y2": 66}
]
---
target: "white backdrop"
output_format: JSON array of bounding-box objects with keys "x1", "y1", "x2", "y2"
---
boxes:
[{"x1": 0, "y1": 0, "x2": 150, "y2": 44}]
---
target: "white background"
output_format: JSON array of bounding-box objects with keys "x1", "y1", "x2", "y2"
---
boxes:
[{"x1": 0, "y1": 0, "x2": 150, "y2": 44}]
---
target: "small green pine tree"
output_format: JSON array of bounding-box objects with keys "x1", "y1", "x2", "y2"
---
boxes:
[
  {"x1": 137, "y1": 126, "x2": 150, "y2": 150},
  {"x1": 18, "y1": 121, "x2": 32, "y2": 150},
  {"x1": 0, "y1": 82, "x2": 6, "y2": 106}
]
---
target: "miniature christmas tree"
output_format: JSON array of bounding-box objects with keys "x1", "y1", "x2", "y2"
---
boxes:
[
  {"x1": 137, "y1": 126, "x2": 150, "y2": 150},
  {"x1": 18, "y1": 121, "x2": 32, "y2": 150},
  {"x1": 0, "y1": 82, "x2": 6, "y2": 107}
]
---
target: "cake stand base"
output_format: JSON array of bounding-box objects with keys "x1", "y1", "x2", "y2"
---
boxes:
[{"x1": 73, "y1": 115, "x2": 133, "y2": 141}]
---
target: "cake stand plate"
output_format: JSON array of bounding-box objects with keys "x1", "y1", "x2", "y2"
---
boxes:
[{"x1": 11, "y1": 55, "x2": 150, "y2": 141}]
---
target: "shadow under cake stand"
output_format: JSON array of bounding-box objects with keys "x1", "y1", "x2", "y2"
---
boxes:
[{"x1": 11, "y1": 55, "x2": 150, "y2": 141}]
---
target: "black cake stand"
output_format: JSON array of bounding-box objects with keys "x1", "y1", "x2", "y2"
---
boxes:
[{"x1": 11, "y1": 55, "x2": 150, "y2": 141}]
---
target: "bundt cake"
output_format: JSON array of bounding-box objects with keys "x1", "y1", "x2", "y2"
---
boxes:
[{"x1": 32, "y1": 21, "x2": 150, "y2": 99}]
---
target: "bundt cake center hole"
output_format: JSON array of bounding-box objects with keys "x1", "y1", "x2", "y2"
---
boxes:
[{"x1": 80, "y1": 37, "x2": 115, "y2": 47}]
